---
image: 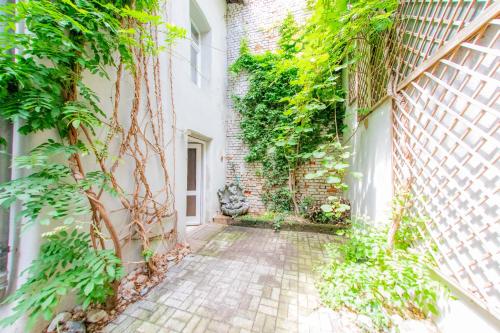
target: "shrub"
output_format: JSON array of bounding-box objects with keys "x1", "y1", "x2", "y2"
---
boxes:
[
  {"x1": 318, "y1": 219, "x2": 443, "y2": 331},
  {"x1": 300, "y1": 196, "x2": 350, "y2": 224},
  {"x1": 273, "y1": 213, "x2": 285, "y2": 232},
  {"x1": 262, "y1": 187, "x2": 293, "y2": 213}
]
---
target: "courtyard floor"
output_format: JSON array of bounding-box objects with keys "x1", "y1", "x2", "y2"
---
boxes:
[{"x1": 102, "y1": 224, "x2": 348, "y2": 333}]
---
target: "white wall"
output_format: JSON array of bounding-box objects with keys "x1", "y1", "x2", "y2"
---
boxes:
[
  {"x1": 167, "y1": 0, "x2": 227, "y2": 242},
  {"x1": 437, "y1": 295, "x2": 500, "y2": 333},
  {"x1": 344, "y1": 98, "x2": 394, "y2": 223},
  {"x1": 0, "y1": 1, "x2": 227, "y2": 332}
]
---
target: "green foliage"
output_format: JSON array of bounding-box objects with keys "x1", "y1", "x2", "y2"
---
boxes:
[
  {"x1": 0, "y1": 228, "x2": 123, "y2": 328},
  {"x1": 0, "y1": 0, "x2": 183, "y2": 136},
  {"x1": 283, "y1": 0, "x2": 397, "y2": 120},
  {"x1": 231, "y1": 15, "x2": 342, "y2": 212},
  {"x1": 318, "y1": 216, "x2": 443, "y2": 330},
  {"x1": 261, "y1": 187, "x2": 293, "y2": 213},
  {"x1": 142, "y1": 248, "x2": 154, "y2": 263},
  {"x1": 391, "y1": 192, "x2": 427, "y2": 250},
  {"x1": 300, "y1": 196, "x2": 350, "y2": 225},
  {"x1": 232, "y1": 1, "x2": 396, "y2": 214},
  {"x1": 304, "y1": 140, "x2": 355, "y2": 217},
  {"x1": 273, "y1": 213, "x2": 285, "y2": 232},
  {"x1": 0, "y1": 0, "x2": 184, "y2": 327},
  {"x1": 0, "y1": 141, "x2": 116, "y2": 230}
]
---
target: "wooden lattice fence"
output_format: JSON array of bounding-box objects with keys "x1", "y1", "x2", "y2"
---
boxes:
[{"x1": 349, "y1": 0, "x2": 500, "y2": 318}]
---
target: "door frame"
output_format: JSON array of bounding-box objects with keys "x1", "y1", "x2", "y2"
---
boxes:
[{"x1": 186, "y1": 138, "x2": 205, "y2": 226}]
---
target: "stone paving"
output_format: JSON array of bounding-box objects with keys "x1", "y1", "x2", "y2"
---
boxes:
[{"x1": 102, "y1": 225, "x2": 343, "y2": 333}]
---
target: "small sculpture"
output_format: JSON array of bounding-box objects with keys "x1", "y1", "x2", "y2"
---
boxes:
[{"x1": 218, "y1": 183, "x2": 249, "y2": 217}]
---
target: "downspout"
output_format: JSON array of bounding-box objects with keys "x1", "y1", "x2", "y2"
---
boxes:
[
  {"x1": 5, "y1": 122, "x2": 21, "y2": 296},
  {"x1": 4, "y1": 0, "x2": 21, "y2": 298}
]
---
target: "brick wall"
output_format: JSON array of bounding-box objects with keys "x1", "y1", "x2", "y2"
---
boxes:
[{"x1": 225, "y1": 0, "x2": 336, "y2": 213}]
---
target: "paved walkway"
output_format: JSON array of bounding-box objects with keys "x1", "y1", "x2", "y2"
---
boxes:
[{"x1": 103, "y1": 225, "x2": 341, "y2": 333}]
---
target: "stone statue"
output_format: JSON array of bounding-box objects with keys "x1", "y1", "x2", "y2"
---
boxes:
[{"x1": 218, "y1": 183, "x2": 249, "y2": 217}]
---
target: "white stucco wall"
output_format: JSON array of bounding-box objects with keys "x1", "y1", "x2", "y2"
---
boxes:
[
  {"x1": 166, "y1": 0, "x2": 228, "y2": 242},
  {"x1": 0, "y1": 1, "x2": 227, "y2": 332},
  {"x1": 344, "y1": 98, "x2": 394, "y2": 224}
]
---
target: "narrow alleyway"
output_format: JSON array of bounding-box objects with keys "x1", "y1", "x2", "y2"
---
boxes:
[{"x1": 102, "y1": 225, "x2": 350, "y2": 333}]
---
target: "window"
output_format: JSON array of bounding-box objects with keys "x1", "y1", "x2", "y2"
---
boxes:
[
  {"x1": 189, "y1": 0, "x2": 211, "y2": 87},
  {"x1": 0, "y1": 121, "x2": 12, "y2": 298},
  {"x1": 190, "y1": 22, "x2": 201, "y2": 86}
]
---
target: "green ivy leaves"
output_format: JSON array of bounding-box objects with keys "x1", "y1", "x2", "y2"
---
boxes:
[
  {"x1": 230, "y1": 15, "x2": 343, "y2": 212},
  {"x1": 318, "y1": 218, "x2": 442, "y2": 330}
]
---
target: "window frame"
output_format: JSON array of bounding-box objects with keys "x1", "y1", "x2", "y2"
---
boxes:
[{"x1": 190, "y1": 21, "x2": 202, "y2": 87}]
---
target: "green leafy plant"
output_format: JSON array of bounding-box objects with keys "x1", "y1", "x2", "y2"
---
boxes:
[
  {"x1": 300, "y1": 196, "x2": 350, "y2": 225},
  {"x1": 261, "y1": 187, "x2": 294, "y2": 213},
  {"x1": 273, "y1": 213, "x2": 285, "y2": 232},
  {"x1": 0, "y1": 228, "x2": 123, "y2": 328},
  {"x1": 231, "y1": 15, "x2": 343, "y2": 213},
  {"x1": 232, "y1": 0, "x2": 396, "y2": 215},
  {"x1": 0, "y1": 141, "x2": 116, "y2": 229},
  {"x1": 318, "y1": 199, "x2": 443, "y2": 330},
  {"x1": 0, "y1": 0, "x2": 183, "y2": 327},
  {"x1": 142, "y1": 249, "x2": 154, "y2": 263},
  {"x1": 303, "y1": 140, "x2": 357, "y2": 219}
]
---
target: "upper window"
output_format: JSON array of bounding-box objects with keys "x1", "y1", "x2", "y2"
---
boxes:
[
  {"x1": 189, "y1": 0, "x2": 211, "y2": 87},
  {"x1": 190, "y1": 22, "x2": 201, "y2": 86}
]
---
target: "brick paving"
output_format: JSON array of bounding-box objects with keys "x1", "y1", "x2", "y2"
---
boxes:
[{"x1": 103, "y1": 225, "x2": 345, "y2": 333}]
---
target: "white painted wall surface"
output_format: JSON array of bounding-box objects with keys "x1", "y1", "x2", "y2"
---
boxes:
[
  {"x1": 0, "y1": 1, "x2": 227, "y2": 332},
  {"x1": 344, "y1": 98, "x2": 394, "y2": 224},
  {"x1": 437, "y1": 296, "x2": 500, "y2": 333},
  {"x1": 166, "y1": 0, "x2": 227, "y2": 242}
]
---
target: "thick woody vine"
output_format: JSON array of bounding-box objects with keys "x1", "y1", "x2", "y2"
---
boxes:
[{"x1": 0, "y1": 0, "x2": 184, "y2": 327}]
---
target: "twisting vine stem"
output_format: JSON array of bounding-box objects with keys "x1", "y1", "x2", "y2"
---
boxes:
[{"x1": 0, "y1": 0, "x2": 185, "y2": 327}]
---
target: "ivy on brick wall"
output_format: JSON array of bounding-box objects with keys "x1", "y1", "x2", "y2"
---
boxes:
[
  {"x1": 230, "y1": 15, "x2": 343, "y2": 214},
  {"x1": 231, "y1": 0, "x2": 397, "y2": 218}
]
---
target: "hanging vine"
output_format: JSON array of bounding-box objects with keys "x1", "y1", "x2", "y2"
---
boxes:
[{"x1": 0, "y1": 0, "x2": 184, "y2": 327}]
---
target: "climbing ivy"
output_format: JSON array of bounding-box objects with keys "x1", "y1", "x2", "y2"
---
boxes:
[
  {"x1": 232, "y1": 0, "x2": 397, "y2": 216},
  {"x1": 231, "y1": 15, "x2": 343, "y2": 213}
]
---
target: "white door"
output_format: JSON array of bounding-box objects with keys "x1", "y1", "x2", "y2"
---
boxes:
[{"x1": 186, "y1": 143, "x2": 203, "y2": 225}]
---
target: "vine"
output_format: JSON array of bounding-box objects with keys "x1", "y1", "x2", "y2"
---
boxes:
[
  {"x1": 231, "y1": 15, "x2": 343, "y2": 214},
  {"x1": 231, "y1": 0, "x2": 396, "y2": 217},
  {"x1": 0, "y1": 0, "x2": 184, "y2": 327}
]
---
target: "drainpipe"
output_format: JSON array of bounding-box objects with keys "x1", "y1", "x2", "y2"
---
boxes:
[
  {"x1": 5, "y1": 123, "x2": 20, "y2": 297},
  {"x1": 5, "y1": 1, "x2": 24, "y2": 297}
]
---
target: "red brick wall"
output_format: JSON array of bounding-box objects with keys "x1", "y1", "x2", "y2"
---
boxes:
[{"x1": 225, "y1": 0, "x2": 337, "y2": 213}]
